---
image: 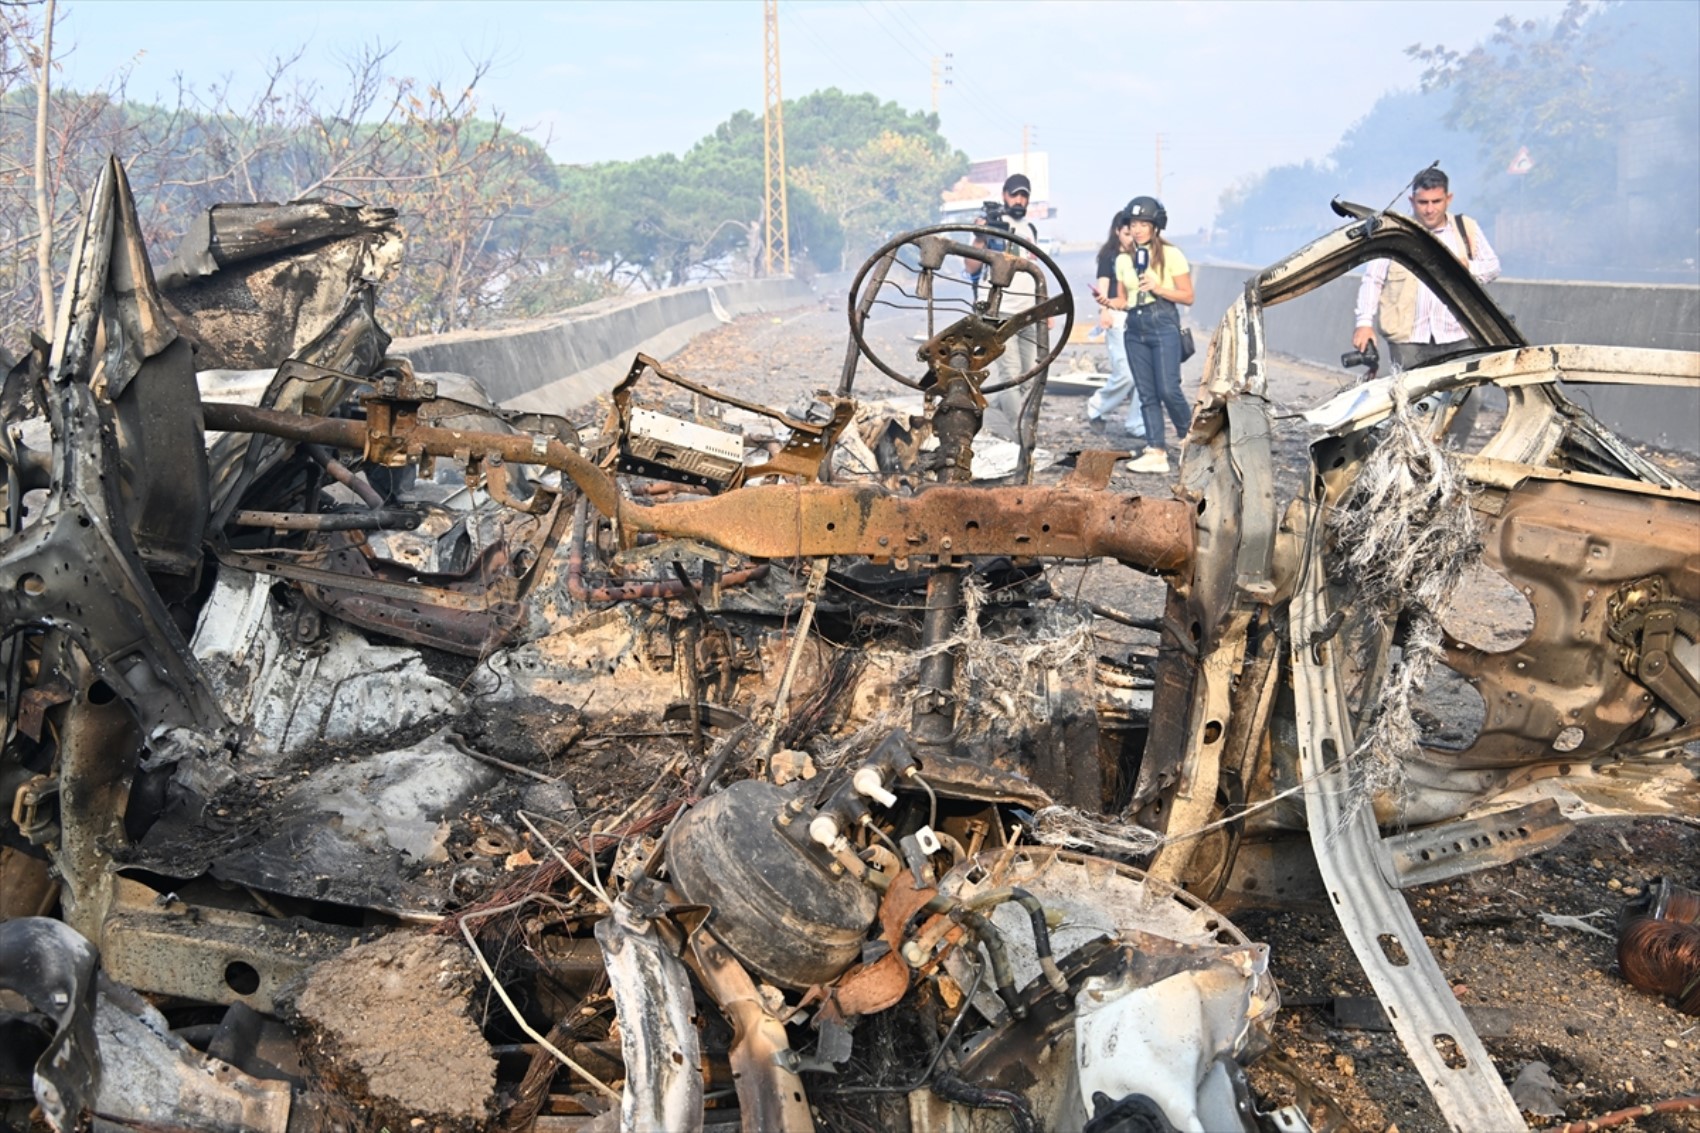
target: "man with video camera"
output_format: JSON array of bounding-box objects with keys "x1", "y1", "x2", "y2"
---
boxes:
[{"x1": 968, "y1": 173, "x2": 1043, "y2": 431}]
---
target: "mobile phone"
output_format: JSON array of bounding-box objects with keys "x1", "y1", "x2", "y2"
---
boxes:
[{"x1": 1089, "y1": 283, "x2": 1102, "y2": 297}]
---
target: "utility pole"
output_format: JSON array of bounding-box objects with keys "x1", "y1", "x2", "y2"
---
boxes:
[
  {"x1": 1021, "y1": 124, "x2": 1031, "y2": 173},
  {"x1": 1154, "y1": 132, "x2": 1165, "y2": 199},
  {"x1": 930, "y1": 54, "x2": 953, "y2": 116},
  {"x1": 762, "y1": 0, "x2": 791, "y2": 276}
]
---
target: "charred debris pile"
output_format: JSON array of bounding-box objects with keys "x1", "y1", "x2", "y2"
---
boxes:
[{"x1": 1, "y1": 160, "x2": 1697, "y2": 1132}]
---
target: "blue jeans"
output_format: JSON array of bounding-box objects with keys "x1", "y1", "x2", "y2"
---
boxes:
[
  {"x1": 1086, "y1": 319, "x2": 1145, "y2": 437},
  {"x1": 1125, "y1": 302, "x2": 1190, "y2": 452}
]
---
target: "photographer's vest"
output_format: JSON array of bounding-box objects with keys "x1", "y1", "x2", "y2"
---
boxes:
[{"x1": 1376, "y1": 214, "x2": 1481, "y2": 343}]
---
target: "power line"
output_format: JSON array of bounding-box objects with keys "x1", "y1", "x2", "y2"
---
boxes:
[
  {"x1": 878, "y1": 1, "x2": 945, "y2": 55},
  {"x1": 786, "y1": 4, "x2": 890, "y2": 101},
  {"x1": 853, "y1": 0, "x2": 1012, "y2": 136},
  {"x1": 781, "y1": 1, "x2": 1023, "y2": 152},
  {"x1": 880, "y1": 0, "x2": 962, "y2": 92},
  {"x1": 876, "y1": 0, "x2": 1019, "y2": 126},
  {"x1": 855, "y1": 1, "x2": 930, "y2": 70},
  {"x1": 788, "y1": 1, "x2": 999, "y2": 136}
]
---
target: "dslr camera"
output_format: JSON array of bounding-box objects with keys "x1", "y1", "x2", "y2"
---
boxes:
[{"x1": 1340, "y1": 339, "x2": 1379, "y2": 372}]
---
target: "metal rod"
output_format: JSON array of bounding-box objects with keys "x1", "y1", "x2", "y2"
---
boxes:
[
  {"x1": 911, "y1": 566, "x2": 964, "y2": 747},
  {"x1": 230, "y1": 508, "x2": 419, "y2": 532},
  {"x1": 201, "y1": 400, "x2": 624, "y2": 522},
  {"x1": 759, "y1": 557, "x2": 831, "y2": 759}
]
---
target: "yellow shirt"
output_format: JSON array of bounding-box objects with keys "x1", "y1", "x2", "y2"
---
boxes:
[{"x1": 1117, "y1": 244, "x2": 1191, "y2": 307}]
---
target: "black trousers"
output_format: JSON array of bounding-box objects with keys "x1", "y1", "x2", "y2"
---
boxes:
[
  {"x1": 1387, "y1": 339, "x2": 1461, "y2": 371},
  {"x1": 1388, "y1": 339, "x2": 1479, "y2": 442}
]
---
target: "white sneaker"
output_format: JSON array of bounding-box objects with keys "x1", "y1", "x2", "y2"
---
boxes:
[{"x1": 1125, "y1": 448, "x2": 1170, "y2": 474}]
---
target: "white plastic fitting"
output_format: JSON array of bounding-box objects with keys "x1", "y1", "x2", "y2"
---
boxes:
[
  {"x1": 852, "y1": 766, "x2": 899, "y2": 808},
  {"x1": 808, "y1": 814, "x2": 842, "y2": 849}
]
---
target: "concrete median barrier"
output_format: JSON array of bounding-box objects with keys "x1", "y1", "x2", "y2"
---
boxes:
[
  {"x1": 392, "y1": 276, "x2": 816, "y2": 414},
  {"x1": 1190, "y1": 262, "x2": 1699, "y2": 452}
]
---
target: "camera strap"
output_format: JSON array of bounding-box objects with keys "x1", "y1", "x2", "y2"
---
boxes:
[{"x1": 1454, "y1": 214, "x2": 1475, "y2": 261}]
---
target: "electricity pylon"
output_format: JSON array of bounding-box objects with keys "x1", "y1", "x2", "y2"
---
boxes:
[{"x1": 763, "y1": 0, "x2": 791, "y2": 276}]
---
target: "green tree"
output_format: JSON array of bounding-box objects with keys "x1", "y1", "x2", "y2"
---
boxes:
[
  {"x1": 793, "y1": 130, "x2": 973, "y2": 270},
  {"x1": 1212, "y1": 88, "x2": 1488, "y2": 262},
  {"x1": 1217, "y1": 1, "x2": 1698, "y2": 274},
  {"x1": 0, "y1": 24, "x2": 968, "y2": 336},
  {"x1": 553, "y1": 89, "x2": 966, "y2": 285},
  {"x1": 1408, "y1": 0, "x2": 1699, "y2": 216}
]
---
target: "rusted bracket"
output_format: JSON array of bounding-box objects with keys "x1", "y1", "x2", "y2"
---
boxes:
[
  {"x1": 359, "y1": 365, "x2": 440, "y2": 468},
  {"x1": 1058, "y1": 451, "x2": 1127, "y2": 491},
  {"x1": 682, "y1": 916, "x2": 815, "y2": 1132},
  {"x1": 612, "y1": 353, "x2": 856, "y2": 485},
  {"x1": 473, "y1": 453, "x2": 557, "y2": 515},
  {"x1": 1635, "y1": 606, "x2": 1700, "y2": 727},
  {"x1": 1381, "y1": 798, "x2": 1576, "y2": 889}
]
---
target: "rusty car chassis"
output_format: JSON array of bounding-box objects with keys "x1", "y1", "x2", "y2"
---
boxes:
[{"x1": 0, "y1": 161, "x2": 1696, "y2": 1132}]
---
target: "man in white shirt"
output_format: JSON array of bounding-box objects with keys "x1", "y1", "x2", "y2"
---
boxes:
[{"x1": 1352, "y1": 167, "x2": 1501, "y2": 372}]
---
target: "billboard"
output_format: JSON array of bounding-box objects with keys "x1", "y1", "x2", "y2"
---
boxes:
[{"x1": 940, "y1": 152, "x2": 1052, "y2": 220}]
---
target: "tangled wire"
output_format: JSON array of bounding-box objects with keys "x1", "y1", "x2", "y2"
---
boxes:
[
  {"x1": 815, "y1": 577, "x2": 1097, "y2": 768},
  {"x1": 1326, "y1": 382, "x2": 1481, "y2": 802},
  {"x1": 934, "y1": 578, "x2": 1096, "y2": 725}
]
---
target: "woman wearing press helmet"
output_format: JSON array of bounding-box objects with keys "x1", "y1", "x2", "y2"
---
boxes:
[{"x1": 1095, "y1": 195, "x2": 1193, "y2": 474}]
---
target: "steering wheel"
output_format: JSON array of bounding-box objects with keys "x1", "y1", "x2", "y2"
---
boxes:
[{"x1": 843, "y1": 223, "x2": 1073, "y2": 395}]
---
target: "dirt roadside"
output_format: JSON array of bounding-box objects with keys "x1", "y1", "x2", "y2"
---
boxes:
[{"x1": 661, "y1": 302, "x2": 1700, "y2": 1133}]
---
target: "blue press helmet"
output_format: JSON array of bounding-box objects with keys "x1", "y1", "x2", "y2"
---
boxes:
[{"x1": 1124, "y1": 196, "x2": 1168, "y2": 232}]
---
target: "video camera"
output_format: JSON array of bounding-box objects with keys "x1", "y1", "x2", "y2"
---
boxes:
[{"x1": 978, "y1": 200, "x2": 1014, "y2": 252}]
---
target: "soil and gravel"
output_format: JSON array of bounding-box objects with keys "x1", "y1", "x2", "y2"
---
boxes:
[
  {"x1": 660, "y1": 295, "x2": 1700, "y2": 1133},
  {"x1": 294, "y1": 933, "x2": 498, "y2": 1127}
]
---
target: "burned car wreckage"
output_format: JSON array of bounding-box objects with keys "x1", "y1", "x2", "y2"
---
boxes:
[{"x1": 0, "y1": 159, "x2": 1695, "y2": 1132}]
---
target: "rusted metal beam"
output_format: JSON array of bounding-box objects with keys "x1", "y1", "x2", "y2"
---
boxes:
[
  {"x1": 203, "y1": 401, "x2": 1196, "y2": 574},
  {"x1": 622, "y1": 482, "x2": 1193, "y2": 571}
]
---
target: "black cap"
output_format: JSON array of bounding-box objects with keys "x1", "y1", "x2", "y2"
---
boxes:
[{"x1": 1003, "y1": 173, "x2": 1031, "y2": 196}]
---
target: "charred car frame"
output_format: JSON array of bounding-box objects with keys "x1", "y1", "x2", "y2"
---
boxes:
[{"x1": 0, "y1": 160, "x2": 1695, "y2": 1132}]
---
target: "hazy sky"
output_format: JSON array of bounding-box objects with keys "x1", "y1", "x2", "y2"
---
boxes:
[{"x1": 56, "y1": 0, "x2": 1568, "y2": 241}]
